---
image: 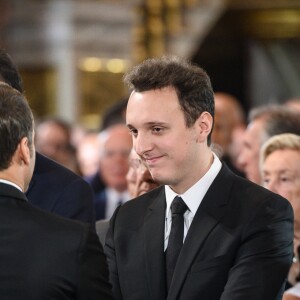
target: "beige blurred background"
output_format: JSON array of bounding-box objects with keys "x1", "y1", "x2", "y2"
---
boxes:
[{"x1": 0, "y1": 0, "x2": 299, "y2": 129}]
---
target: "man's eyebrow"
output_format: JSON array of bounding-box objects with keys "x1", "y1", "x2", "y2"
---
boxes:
[
  {"x1": 127, "y1": 122, "x2": 167, "y2": 128},
  {"x1": 146, "y1": 121, "x2": 167, "y2": 126}
]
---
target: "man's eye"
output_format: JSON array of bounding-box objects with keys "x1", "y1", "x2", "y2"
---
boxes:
[
  {"x1": 280, "y1": 177, "x2": 290, "y2": 182},
  {"x1": 262, "y1": 178, "x2": 270, "y2": 184},
  {"x1": 153, "y1": 127, "x2": 163, "y2": 133},
  {"x1": 129, "y1": 129, "x2": 138, "y2": 136}
]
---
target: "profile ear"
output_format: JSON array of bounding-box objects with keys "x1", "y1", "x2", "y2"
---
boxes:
[
  {"x1": 195, "y1": 112, "x2": 213, "y2": 142},
  {"x1": 19, "y1": 137, "x2": 31, "y2": 166}
]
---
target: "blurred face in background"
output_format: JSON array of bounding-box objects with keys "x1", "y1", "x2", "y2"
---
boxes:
[
  {"x1": 238, "y1": 119, "x2": 267, "y2": 185},
  {"x1": 35, "y1": 120, "x2": 71, "y2": 165},
  {"x1": 262, "y1": 148, "x2": 300, "y2": 221},
  {"x1": 212, "y1": 93, "x2": 245, "y2": 155},
  {"x1": 99, "y1": 124, "x2": 132, "y2": 192},
  {"x1": 76, "y1": 132, "x2": 100, "y2": 177},
  {"x1": 126, "y1": 149, "x2": 159, "y2": 198}
]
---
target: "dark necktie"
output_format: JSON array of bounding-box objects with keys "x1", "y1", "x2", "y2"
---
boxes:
[{"x1": 165, "y1": 196, "x2": 188, "y2": 291}]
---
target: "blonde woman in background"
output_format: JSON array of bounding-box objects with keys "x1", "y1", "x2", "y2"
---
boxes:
[{"x1": 260, "y1": 133, "x2": 300, "y2": 299}]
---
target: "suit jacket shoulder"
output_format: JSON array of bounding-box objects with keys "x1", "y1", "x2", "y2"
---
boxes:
[
  {"x1": 0, "y1": 183, "x2": 113, "y2": 300},
  {"x1": 105, "y1": 164, "x2": 293, "y2": 300},
  {"x1": 26, "y1": 152, "x2": 95, "y2": 226}
]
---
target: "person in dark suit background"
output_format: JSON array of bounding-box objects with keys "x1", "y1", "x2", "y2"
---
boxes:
[
  {"x1": 105, "y1": 56, "x2": 294, "y2": 300},
  {"x1": 0, "y1": 82, "x2": 113, "y2": 299},
  {"x1": 0, "y1": 49, "x2": 95, "y2": 227}
]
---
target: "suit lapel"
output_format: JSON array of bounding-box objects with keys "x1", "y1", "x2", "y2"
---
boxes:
[
  {"x1": 167, "y1": 165, "x2": 235, "y2": 299},
  {"x1": 144, "y1": 187, "x2": 167, "y2": 300}
]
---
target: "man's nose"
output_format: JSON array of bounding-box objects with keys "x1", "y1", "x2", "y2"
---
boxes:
[
  {"x1": 266, "y1": 179, "x2": 278, "y2": 193},
  {"x1": 134, "y1": 133, "x2": 151, "y2": 157}
]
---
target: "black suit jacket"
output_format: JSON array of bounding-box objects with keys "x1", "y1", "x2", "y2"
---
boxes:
[
  {"x1": 105, "y1": 164, "x2": 294, "y2": 300},
  {"x1": 26, "y1": 153, "x2": 95, "y2": 226},
  {"x1": 0, "y1": 182, "x2": 113, "y2": 300}
]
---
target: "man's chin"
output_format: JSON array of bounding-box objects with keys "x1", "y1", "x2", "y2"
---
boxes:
[{"x1": 150, "y1": 173, "x2": 166, "y2": 185}]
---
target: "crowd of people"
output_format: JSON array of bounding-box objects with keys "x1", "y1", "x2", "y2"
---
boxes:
[{"x1": 1, "y1": 49, "x2": 300, "y2": 299}]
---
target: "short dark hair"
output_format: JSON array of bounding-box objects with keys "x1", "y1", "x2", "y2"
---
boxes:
[
  {"x1": 124, "y1": 55, "x2": 215, "y2": 145},
  {"x1": 249, "y1": 105, "x2": 300, "y2": 144},
  {"x1": 0, "y1": 83, "x2": 33, "y2": 170},
  {"x1": 0, "y1": 49, "x2": 23, "y2": 93}
]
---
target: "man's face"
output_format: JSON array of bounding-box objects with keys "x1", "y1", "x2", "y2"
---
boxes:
[
  {"x1": 35, "y1": 122, "x2": 70, "y2": 165},
  {"x1": 76, "y1": 133, "x2": 100, "y2": 177},
  {"x1": 212, "y1": 96, "x2": 235, "y2": 154},
  {"x1": 262, "y1": 148, "x2": 300, "y2": 220},
  {"x1": 126, "y1": 86, "x2": 209, "y2": 194},
  {"x1": 212, "y1": 109, "x2": 232, "y2": 153},
  {"x1": 237, "y1": 119, "x2": 266, "y2": 184},
  {"x1": 99, "y1": 126, "x2": 132, "y2": 192}
]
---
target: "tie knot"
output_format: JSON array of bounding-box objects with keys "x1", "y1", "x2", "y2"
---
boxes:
[{"x1": 171, "y1": 197, "x2": 188, "y2": 215}]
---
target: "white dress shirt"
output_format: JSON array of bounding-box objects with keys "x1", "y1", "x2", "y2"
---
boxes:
[
  {"x1": 105, "y1": 188, "x2": 130, "y2": 219},
  {"x1": 164, "y1": 153, "x2": 222, "y2": 251},
  {"x1": 285, "y1": 282, "x2": 300, "y2": 297}
]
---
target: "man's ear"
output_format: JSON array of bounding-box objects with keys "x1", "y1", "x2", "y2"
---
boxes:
[
  {"x1": 195, "y1": 112, "x2": 213, "y2": 142},
  {"x1": 19, "y1": 137, "x2": 31, "y2": 166}
]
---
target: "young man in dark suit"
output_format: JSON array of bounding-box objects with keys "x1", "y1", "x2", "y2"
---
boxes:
[
  {"x1": 0, "y1": 82, "x2": 113, "y2": 299},
  {"x1": 105, "y1": 56, "x2": 294, "y2": 299},
  {"x1": 0, "y1": 49, "x2": 95, "y2": 226}
]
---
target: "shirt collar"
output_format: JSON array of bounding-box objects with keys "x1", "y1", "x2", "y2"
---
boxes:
[
  {"x1": 0, "y1": 179, "x2": 23, "y2": 192},
  {"x1": 106, "y1": 187, "x2": 130, "y2": 202},
  {"x1": 165, "y1": 152, "x2": 222, "y2": 216}
]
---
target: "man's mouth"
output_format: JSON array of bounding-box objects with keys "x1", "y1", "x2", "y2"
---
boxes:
[{"x1": 144, "y1": 155, "x2": 163, "y2": 166}]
